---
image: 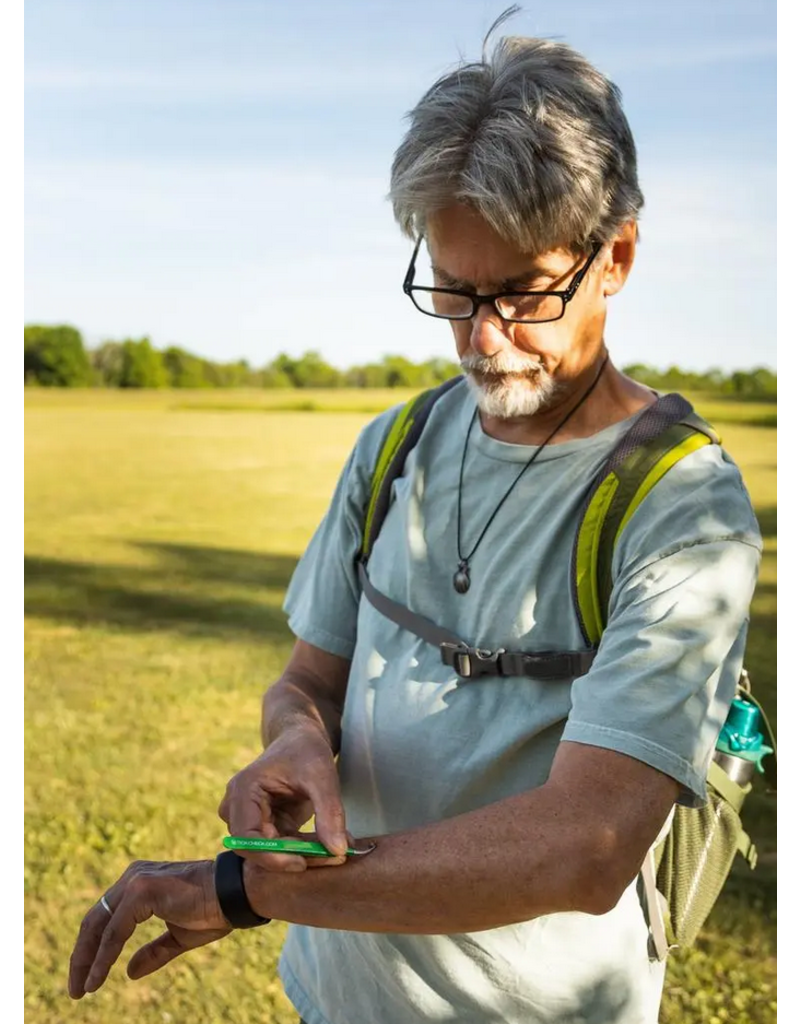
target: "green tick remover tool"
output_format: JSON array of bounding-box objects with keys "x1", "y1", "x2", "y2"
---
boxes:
[{"x1": 223, "y1": 836, "x2": 376, "y2": 857}]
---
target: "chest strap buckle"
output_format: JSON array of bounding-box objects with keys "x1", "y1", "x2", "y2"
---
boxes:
[{"x1": 440, "y1": 643, "x2": 506, "y2": 679}]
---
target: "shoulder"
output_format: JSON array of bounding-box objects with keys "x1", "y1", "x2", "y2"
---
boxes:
[
  {"x1": 613, "y1": 440, "x2": 762, "y2": 580},
  {"x1": 354, "y1": 377, "x2": 469, "y2": 469},
  {"x1": 354, "y1": 404, "x2": 403, "y2": 465}
]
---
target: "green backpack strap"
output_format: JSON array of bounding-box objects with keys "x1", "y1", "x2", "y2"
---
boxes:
[
  {"x1": 362, "y1": 376, "x2": 464, "y2": 561},
  {"x1": 572, "y1": 393, "x2": 720, "y2": 646}
]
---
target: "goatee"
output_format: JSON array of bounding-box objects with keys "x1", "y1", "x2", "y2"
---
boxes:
[{"x1": 460, "y1": 354, "x2": 563, "y2": 419}]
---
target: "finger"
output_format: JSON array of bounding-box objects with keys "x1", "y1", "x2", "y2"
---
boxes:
[
  {"x1": 283, "y1": 829, "x2": 348, "y2": 869},
  {"x1": 273, "y1": 807, "x2": 314, "y2": 836},
  {"x1": 68, "y1": 902, "x2": 113, "y2": 999},
  {"x1": 306, "y1": 773, "x2": 348, "y2": 857},
  {"x1": 226, "y1": 794, "x2": 282, "y2": 843},
  {"x1": 126, "y1": 925, "x2": 228, "y2": 980},
  {"x1": 83, "y1": 886, "x2": 152, "y2": 993},
  {"x1": 235, "y1": 848, "x2": 309, "y2": 872},
  {"x1": 227, "y1": 780, "x2": 271, "y2": 837},
  {"x1": 225, "y1": 815, "x2": 309, "y2": 873},
  {"x1": 126, "y1": 930, "x2": 186, "y2": 980}
]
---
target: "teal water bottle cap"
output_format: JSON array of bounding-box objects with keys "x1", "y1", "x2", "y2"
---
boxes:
[
  {"x1": 726, "y1": 698, "x2": 762, "y2": 745},
  {"x1": 716, "y1": 696, "x2": 773, "y2": 771}
]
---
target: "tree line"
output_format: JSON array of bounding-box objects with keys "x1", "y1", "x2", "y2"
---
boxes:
[{"x1": 24, "y1": 324, "x2": 776, "y2": 398}]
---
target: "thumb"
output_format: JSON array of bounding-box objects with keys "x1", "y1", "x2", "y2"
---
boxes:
[
  {"x1": 127, "y1": 926, "x2": 228, "y2": 981},
  {"x1": 127, "y1": 931, "x2": 187, "y2": 980},
  {"x1": 306, "y1": 772, "x2": 348, "y2": 857}
]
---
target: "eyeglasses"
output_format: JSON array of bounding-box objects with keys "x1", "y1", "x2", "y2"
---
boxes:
[{"x1": 402, "y1": 238, "x2": 603, "y2": 324}]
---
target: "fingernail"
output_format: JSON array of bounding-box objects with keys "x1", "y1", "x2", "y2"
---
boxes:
[{"x1": 286, "y1": 860, "x2": 306, "y2": 872}]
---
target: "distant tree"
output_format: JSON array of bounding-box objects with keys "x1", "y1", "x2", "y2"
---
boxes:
[
  {"x1": 343, "y1": 362, "x2": 389, "y2": 388},
  {"x1": 704, "y1": 367, "x2": 726, "y2": 390},
  {"x1": 259, "y1": 365, "x2": 294, "y2": 388},
  {"x1": 203, "y1": 358, "x2": 258, "y2": 388},
  {"x1": 24, "y1": 324, "x2": 776, "y2": 398},
  {"x1": 378, "y1": 355, "x2": 420, "y2": 388},
  {"x1": 750, "y1": 367, "x2": 777, "y2": 398},
  {"x1": 728, "y1": 367, "x2": 777, "y2": 399},
  {"x1": 621, "y1": 363, "x2": 661, "y2": 388},
  {"x1": 624, "y1": 362, "x2": 776, "y2": 400},
  {"x1": 91, "y1": 341, "x2": 125, "y2": 387},
  {"x1": 118, "y1": 338, "x2": 168, "y2": 388},
  {"x1": 266, "y1": 353, "x2": 301, "y2": 387},
  {"x1": 24, "y1": 325, "x2": 93, "y2": 386},
  {"x1": 162, "y1": 346, "x2": 210, "y2": 388},
  {"x1": 290, "y1": 351, "x2": 342, "y2": 388},
  {"x1": 418, "y1": 357, "x2": 462, "y2": 385}
]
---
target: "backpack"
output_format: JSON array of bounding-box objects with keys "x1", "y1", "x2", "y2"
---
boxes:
[{"x1": 357, "y1": 376, "x2": 776, "y2": 959}]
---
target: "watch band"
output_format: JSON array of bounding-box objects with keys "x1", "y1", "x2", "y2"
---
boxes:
[{"x1": 214, "y1": 851, "x2": 271, "y2": 929}]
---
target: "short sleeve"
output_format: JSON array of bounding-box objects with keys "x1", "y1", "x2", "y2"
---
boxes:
[
  {"x1": 282, "y1": 407, "x2": 399, "y2": 659},
  {"x1": 561, "y1": 445, "x2": 762, "y2": 807}
]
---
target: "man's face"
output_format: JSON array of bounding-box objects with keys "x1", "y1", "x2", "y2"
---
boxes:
[{"x1": 425, "y1": 204, "x2": 631, "y2": 419}]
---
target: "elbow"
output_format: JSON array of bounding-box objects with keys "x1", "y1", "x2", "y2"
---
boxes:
[
  {"x1": 576, "y1": 876, "x2": 628, "y2": 918},
  {"x1": 568, "y1": 826, "x2": 642, "y2": 916}
]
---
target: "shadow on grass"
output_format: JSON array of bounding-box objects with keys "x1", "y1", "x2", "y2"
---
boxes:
[
  {"x1": 24, "y1": 542, "x2": 299, "y2": 641},
  {"x1": 707, "y1": 848, "x2": 777, "y2": 967},
  {"x1": 25, "y1": 540, "x2": 777, "y2": 928},
  {"x1": 755, "y1": 506, "x2": 776, "y2": 541},
  {"x1": 745, "y1": 589, "x2": 776, "y2": 709}
]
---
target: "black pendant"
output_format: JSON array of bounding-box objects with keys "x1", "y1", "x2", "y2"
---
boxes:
[{"x1": 453, "y1": 561, "x2": 471, "y2": 594}]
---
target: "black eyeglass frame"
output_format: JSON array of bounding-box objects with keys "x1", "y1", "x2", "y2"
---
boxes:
[{"x1": 402, "y1": 238, "x2": 603, "y2": 324}]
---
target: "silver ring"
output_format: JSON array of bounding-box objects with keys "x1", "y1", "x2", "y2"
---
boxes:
[{"x1": 100, "y1": 895, "x2": 113, "y2": 916}]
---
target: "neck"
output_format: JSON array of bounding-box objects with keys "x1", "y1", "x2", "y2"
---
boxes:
[{"x1": 477, "y1": 356, "x2": 656, "y2": 446}]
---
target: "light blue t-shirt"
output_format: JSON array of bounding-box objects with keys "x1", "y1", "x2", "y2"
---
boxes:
[{"x1": 278, "y1": 381, "x2": 761, "y2": 1024}]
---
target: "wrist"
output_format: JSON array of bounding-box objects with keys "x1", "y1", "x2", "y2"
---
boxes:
[
  {"x1": 264, "y1": 714, "x2": 334, "y2": 753},
  {"x1": 199, "y1": 859, "x2": 232, "y2": 931},
  {"x1": 214, "y1": 852, "x2": 271, "y2": 929}
]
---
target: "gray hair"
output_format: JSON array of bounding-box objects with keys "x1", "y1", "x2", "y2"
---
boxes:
[{"x1": 390, "y1": 33, "x2": 643, "y2": 253}]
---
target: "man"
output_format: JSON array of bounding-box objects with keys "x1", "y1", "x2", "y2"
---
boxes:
[{"x1": 68, "y1": 30, "x2": 761, "y2": 1024}]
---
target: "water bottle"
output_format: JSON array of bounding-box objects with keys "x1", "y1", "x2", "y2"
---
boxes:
[{"x1": 713, "y1": 683, "x2": 773, "y2": 786}]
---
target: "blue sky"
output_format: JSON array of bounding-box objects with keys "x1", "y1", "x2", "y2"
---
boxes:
[{"x1": 25, "y1": 0, "x2": 776, "y2": 372}]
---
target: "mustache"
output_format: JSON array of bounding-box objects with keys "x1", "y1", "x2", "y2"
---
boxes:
[{"x1": 460, "y1": 352, "x2": 543, "y2": 377}]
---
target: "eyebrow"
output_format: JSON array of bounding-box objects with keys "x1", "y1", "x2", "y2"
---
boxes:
[{"x1": 430, "y1": 263, "x2": 561, "y2": 291}]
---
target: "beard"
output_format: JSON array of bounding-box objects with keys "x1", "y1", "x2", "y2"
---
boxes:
[{"x1": 460, "y1": 351, "x2": 563, "y2": 419}]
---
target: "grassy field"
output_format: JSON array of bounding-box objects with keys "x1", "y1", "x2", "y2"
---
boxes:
[{"x1": 24, "y1": 388, "x2": 776, "y2": 1024}]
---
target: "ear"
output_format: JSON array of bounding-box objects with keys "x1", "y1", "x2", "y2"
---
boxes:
[{"x1": 602, "y1": 221, "x2": 638, "y2": 297}]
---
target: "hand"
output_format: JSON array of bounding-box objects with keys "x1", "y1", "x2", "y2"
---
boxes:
[
  {"x1": 218, "y1": 723, "x2": 349, "y2": 872},
  {"x1": 68, "y1": 859, "x2": 231, "y2": 999}
]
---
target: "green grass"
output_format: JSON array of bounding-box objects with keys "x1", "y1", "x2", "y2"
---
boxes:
[
  {"x1": 22, "y1": 386, "x2": 777, "y2": 425},
  {"x1": 24, "y1": 389, "x2": 776, "y2": 1023},
  {"x1": 22, "y1": 386, "x2": 420, "y2": 414}
]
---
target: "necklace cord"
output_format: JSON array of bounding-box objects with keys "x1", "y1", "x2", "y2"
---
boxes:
[{"x1": 456, "y1": 353, "x2": 610, "y2": 566}]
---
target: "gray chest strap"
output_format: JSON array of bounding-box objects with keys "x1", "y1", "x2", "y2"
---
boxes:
[{"x1": 357, "y1": 560, "x2": 596, "y2": 681}]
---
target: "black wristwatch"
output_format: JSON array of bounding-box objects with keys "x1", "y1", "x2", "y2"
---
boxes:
[{"x1": 214, "y1": 851, "x2": 271, "y2": 929}]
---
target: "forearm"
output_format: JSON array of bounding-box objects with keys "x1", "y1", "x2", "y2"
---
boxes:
[
  {"x1": 261, "y1": 641, "x2": 350, "y2": 753},
  {"x1": 243, "y1": 783, "x2": 626, "y2": 934},
  {"x1": 261, "y1": 670, "x2": 343, "y2": 752}
]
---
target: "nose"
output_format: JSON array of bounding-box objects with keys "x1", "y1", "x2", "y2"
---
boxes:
[{"x1": 468, "y1": 303, "x2": 511, "y2": 357}]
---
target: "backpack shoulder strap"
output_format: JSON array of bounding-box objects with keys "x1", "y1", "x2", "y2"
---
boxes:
[
  {"x1": 572, "y1": 393, "x2": 720, "y2": 646},
  {"x1": 362, "y1": 375, "x2": 464, "y2": 561}
]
